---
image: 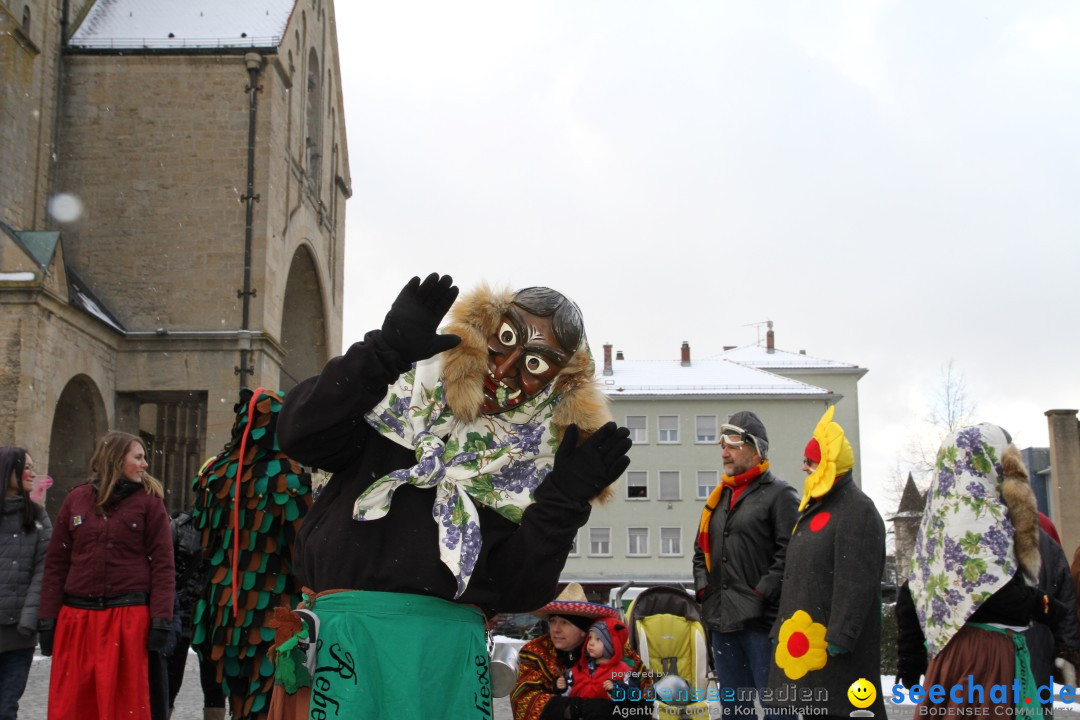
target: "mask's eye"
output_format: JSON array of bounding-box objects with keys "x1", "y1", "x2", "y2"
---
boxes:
[
  {"x1": 524, "y1": 354, "x2": 550, "y2": 375},
  {"x1": 498, "y1": 322, "x2": 517, "y2": 346}
]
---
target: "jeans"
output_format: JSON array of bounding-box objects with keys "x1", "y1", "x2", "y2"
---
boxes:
[
  {"x1": 711, "y1": 628, "x2": 781, "y2": 720},
  {"x1": 0, "y1": 646, "x2": 35, "y2": 720}
]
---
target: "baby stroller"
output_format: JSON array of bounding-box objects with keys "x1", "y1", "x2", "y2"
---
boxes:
[{"x1": 623, "y1": 585, "x2": 713, "y2": 720}]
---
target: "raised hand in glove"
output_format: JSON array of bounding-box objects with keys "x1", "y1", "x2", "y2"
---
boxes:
[
  {"x1": 550, "y1": 422, "x2": 632, "y2": 504},
  {"x1": 380, "y1": 273, "x2": 461, "y2": 363}
]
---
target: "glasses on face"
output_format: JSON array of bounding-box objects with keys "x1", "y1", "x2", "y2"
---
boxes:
[{"x1": 719, "y1": 434, "x2": 746, "y2": 449}]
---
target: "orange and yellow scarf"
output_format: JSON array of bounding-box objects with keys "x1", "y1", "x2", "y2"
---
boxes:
[{"x1": 696, "y1": 460, "x2": 769, "y2": 572}]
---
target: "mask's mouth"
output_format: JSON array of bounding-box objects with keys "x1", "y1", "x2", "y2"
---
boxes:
[{"x1": 484, "y1": 374, "x2": 522, "y2": 406}]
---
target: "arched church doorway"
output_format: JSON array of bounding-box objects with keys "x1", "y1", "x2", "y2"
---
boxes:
[{"x1": 47, "y1": 375, "x2": 108, "y2": 517}]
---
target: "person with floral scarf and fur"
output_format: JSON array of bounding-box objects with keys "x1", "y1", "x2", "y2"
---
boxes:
[
  {"x1": 272, "y1": 274, "x2": 631, "y2": 719},
  {"x1": 895, "y1": 424, "x2": 1071, "y2": 714}
]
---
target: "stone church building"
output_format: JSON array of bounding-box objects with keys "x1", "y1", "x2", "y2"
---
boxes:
[{"x1": 1, "y1": 0, "x2": 349, "y2": 516}]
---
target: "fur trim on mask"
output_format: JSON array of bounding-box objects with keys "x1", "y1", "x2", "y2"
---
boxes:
[
  {"x1": 442, "y1": 283, "x2": 514, "y2": 422},
  {"x1": 1000, "y1": 444, "x2": 1040, "y2": 583},
  {"x1": 440, "y1": 283, "x2": 615, "y2": 503}
]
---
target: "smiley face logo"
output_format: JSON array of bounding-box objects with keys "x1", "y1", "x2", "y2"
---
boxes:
[{"x1": 847, "y1": 678, "x2": 876, "y2": 708}]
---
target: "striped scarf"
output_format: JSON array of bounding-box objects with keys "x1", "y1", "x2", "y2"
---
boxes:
[{"x1": 696, "y1": 460, "x2": 769, "y2": 572}]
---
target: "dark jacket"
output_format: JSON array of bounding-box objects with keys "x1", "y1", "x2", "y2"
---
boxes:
[
  {"x1": 692, "y1": 469, "x2": 798, "y2": 633},
  {"x1": 171, "y1": 510, "x2": 208, "y2": 639},
  {"x1": 766, "y1": 473, "x2": 887, "y2": 717},
  {"x1": 1029, "y1": 530, "x2": 1080, "y2": 696},
  {"x1": 277, "y1": 330, "x2": 592, "y2": 616},
  {"x1": 0, "y1": 497, "x2": 51, "y2": 632},
  {"x1": 39, "y1": 483, "x2": 175, "y2": 622}
]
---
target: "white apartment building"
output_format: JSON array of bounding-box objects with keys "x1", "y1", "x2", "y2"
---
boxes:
[{"x1": 561, "y1": 333, "x2": 868, "y2": 599}]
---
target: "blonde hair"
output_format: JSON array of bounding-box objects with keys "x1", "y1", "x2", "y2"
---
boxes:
[{"x1": 88, "y1": 431, "x2": 164, "y2": 512}]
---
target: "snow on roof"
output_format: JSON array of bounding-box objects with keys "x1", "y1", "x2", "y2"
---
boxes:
[
  {"x1": 719, "y1": 344, "x2": 861, "y2": 370},
  {"x1": 70, "y1": 0, "x2": 296, "y2": 51},
  {"x1": 597, "y1": 357, "x2": 832, "y2": 397}
]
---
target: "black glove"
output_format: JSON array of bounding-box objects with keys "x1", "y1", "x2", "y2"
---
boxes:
[
  {"x1": 895, "y1": 669, "x2": 922, "y2": 689},
  {"x1": 380, "y1": 273, "x2": 461, "y2": 363},
  {"x1": 147, "y1": 628, "x2": 171, "y2": 654},
  {"x1": 549, "y1": 423, "x2": 632, "y2": 504},
  {"x1": 38, "y1": 626, "x2": 54, "y2": 656}
]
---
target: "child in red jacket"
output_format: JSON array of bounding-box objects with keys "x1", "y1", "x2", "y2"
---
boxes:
[{"x1": 566, "y1": 618, "x2": 634, "y2": 699}]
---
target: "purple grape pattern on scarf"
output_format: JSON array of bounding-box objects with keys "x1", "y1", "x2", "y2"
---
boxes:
[{"x1": 908, "y1": 424, "x2": 1021, "y2": 657}]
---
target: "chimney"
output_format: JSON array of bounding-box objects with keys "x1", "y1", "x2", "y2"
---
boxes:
[
  {"x1": 766, "y1": 320, "x2": 774, "y2": 354},
  {"x1": 680, "y1": 341, "x2": 691, "y2": 367},
  {"x1": 616, "y1": 350, "x2": 624, "y2": 361},
  {"x1": 602, "y1": 343, "x2": 613, "y2": 376},
  {"x1": 723, "y1": 345, "x2": 735, "y2": 351}
]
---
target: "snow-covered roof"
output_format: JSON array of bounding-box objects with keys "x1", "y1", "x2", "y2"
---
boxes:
[
  {"x1": 597, "y1": 357, "x2": 832, "y2": 397},
  {"x1": 70, "y1": 0, "x2": 296, "y2": 51},
  {"x1": 719, "y1": 344, "x2": 861, "y2": 370}
]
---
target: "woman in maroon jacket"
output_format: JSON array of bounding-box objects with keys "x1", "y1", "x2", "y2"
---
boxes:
[{"x1": 38, "y1": 431, "x2": 175, "y2": 720}]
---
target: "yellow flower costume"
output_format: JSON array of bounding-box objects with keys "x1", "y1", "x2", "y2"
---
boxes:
[
  {"x1": 775, "y1": 610, "x2": 828, "y2": 680},
  {"x1": 798, "y1": 406, "x2": 854, "y2": 512}
]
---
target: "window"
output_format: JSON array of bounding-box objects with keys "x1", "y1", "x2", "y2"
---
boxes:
[
  {"x1": 658, "y1": 416, "x2": 679, "y2": 443},
  {"x1": 627, "y1": 527, "x2": 649, "y2": 557},
  {"x1": 697, "y1": 470, "x2": 718, "y2": 499},
  {"x1": 589, "y1": 527, "x2": 611, "y2": 556},
  {"x1": 627, "y1": 415, "x2": 647, "y2": 443},
  {"x1": 306, "y1": 48, "x2": 324, "y2": 184},
  {"x1": 660, "y1": 527, "x2": 683, "y2": 556},
  {"x1": 659, "y1": 471, "x2": 681, "y2": 500},
  {"x1": 695, "y1": 415, "x2": 717, "y2": 443},
  {"x1": 568, "y1": 532, "x2": 579, "y2": 557},
  {"x1": 626, "y1": 471, "x2": 648, "y2": 499}
]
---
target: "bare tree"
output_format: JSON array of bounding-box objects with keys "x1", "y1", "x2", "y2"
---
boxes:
[{"x1": 896, "y1": 359, "x2": 977, "y2": 492}]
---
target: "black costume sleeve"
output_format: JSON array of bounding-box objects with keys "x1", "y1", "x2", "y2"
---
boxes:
[
  {"x1": 970, "y1": 572, "x2": 1042, "y2": 626},
  {"x1": 895, "y1": 581, "x2": 927, "y2": 686},
  {"x1": 277, "y1": 330, "x2": 410, "y2": 472},
  {"x1": 487, "y1": 476, "x2": 592, "y2": 613}
]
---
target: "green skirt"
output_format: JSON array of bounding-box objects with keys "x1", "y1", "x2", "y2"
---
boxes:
[{"x1": 305, "y1": 591, "x2": 492, "y2": 719}]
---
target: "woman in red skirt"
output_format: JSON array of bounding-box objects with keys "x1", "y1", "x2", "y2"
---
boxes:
[{"x1": 38, "y1": 431, "x2": 175, "y2": 720}]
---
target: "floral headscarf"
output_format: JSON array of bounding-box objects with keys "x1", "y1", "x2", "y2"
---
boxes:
[
  {"x1": 908, "y1": 424, "x2": 1023, "y2": 657},
  {"x1": 360, "y1": 354, "x2": 563, "y2": 597}
]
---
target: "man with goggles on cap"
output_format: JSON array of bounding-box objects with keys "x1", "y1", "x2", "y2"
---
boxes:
[{"x1": 693, "y1": 411, "x2": 798, "y2": 719}]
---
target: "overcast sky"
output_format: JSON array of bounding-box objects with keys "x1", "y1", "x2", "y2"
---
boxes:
[{"x1": 331, "y1": 1, "x2": 1080, "y2": 513}]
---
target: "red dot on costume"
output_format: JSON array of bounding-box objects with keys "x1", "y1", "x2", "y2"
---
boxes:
[
  {"x1": 787, "y1": 631, "x2": 809, "y2": 658},
  {"x1": 1025, "y1": 699, "x2": 1031, "y2": 704},
  {"x1": 809, "y1": 512, "x2": 831, "y2": 532}
]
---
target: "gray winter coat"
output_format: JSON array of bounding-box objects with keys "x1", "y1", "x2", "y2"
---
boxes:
[
  {"x1": 692, "y1": 470, "x2": 799, "y2": 634},
  {"x1": 0, "y1": 496, "x2": 52, "y2": 632}
]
